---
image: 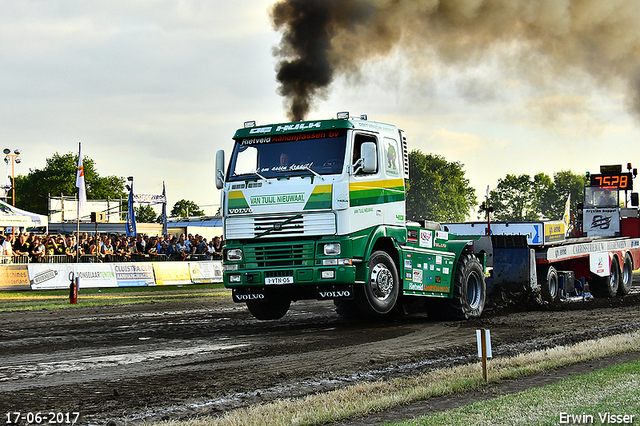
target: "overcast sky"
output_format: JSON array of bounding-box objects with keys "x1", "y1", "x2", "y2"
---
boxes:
[{"x1": 2, "y1": 0, "x2": 640, "y2": 219}]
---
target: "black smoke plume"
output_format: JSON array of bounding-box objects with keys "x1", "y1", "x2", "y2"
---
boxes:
[{"x1": 271, "y1": 0, "x2": 640, "y2": 122}]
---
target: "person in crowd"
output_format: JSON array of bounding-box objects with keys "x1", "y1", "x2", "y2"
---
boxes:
[
  {"x1": 86, "y1": 236, "x2": 99, "y2": 261},
  {"x1": 206, "y1": 238, "x2": 216, "y2": 260},
  {"x1": 65, "y1": 235, "x2": 77, "y2": 258},
  {"x1": 136, "y1": 234, "x2": 145, "y2": 254},
  {"x1": 115, "y1": 236, "x2": 130, "y2": 260},
  {"x1": 166, "y1": 237, "x2": 179, "y2": 260},
  {"x1": 1, "y1": 234, "x2": 14, "y2": 259},
  {"x1": 145, "y1": 237, "x2": 159, "y2": 257},
  {"x1": 44, "y1": 234, "x2": 58, "y2": 257},
  {"x1": 212, "y1": 236, "x2": 223, "y2": 260},
  {"x1": 100, "y1": 235, "x2": 115, "y2": 262},
  {"x1": 196, "y1": 235, "x2": 208, "y2": 256},
  {"x1": 0, "y1": 235, "x2": 8, "y2": 261},
  {"x1": 0, "y1": 230, "x2": 225, "y2": 263},
  {"x1": 159, "y1": 235, "x2": 169, "y2": 255},
  {"x1": 129, "y1": 239, "x2": 140, "y2": 259},
  {"x1": 184, "y1": 234, "x2": 194, "y2": 256},
  {"x1": 30, "y1": 236, "x2": 46, "y2": 262},
  {"x1": 176, "y1": 235, "x2": 187, "y2": 260},
  {"x1": 13, "y1": 233, "x2": 31, "y2": 257},
  {"x1": 54, "y1": 235, "x2": 66, "y2": 255}
]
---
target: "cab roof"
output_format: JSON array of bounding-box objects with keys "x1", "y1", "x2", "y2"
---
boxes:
[{"x1": 233, "y1": 117, "x2": 399, "y2": 139}]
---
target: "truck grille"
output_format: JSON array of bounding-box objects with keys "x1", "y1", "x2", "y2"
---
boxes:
[
  {"x1": 245, "y1": 243, "x2": 314, "y2": 268},
  {"x1": 225, "y1": 212, "x2": 336, "y2": 239}
]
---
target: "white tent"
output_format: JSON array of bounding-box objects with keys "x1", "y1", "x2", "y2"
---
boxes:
[{"x1": 0, "y1": 199, "x2": 48, "y2": 233}]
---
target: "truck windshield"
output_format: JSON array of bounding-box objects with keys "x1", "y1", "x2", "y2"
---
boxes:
[
  {"x1": 227, "y1": 130, "x2": 347, "y2": 181},
  {"x1": 584, "y1": 187, "x2": 619, "y2": 208}
]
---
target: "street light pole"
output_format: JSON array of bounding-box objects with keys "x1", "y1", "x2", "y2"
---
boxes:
[{"x1": 3, "y1": 148, "x2": 21, "y2": 206}]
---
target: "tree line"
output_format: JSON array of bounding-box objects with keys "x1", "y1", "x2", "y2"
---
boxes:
[
  {"x1": 407, "y1": 150, "x2": 587, "y2": 223},
  {"x1": 12, "y1": 151, "x2": 587, "y2": 223}
]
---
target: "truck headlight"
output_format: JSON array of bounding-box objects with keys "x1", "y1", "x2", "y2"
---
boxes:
[
  {"x1": 227, "y1": 249, "x2": 243, "y2": 261},
  {"x1": 324, "y1": 243, "x2": 341, "y2": 256}
]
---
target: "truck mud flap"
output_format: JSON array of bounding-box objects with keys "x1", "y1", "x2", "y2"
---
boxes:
[
  {"x1": 316, "y1": 285, "x2": 354, "y2": 300},
  {"x1": 232, "y1": 288, "x2": 268, "y2": 303}
]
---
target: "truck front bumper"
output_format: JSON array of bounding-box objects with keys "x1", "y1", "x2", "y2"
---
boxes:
[{"x1": 224, "y1": 264, "x2": 357, "y2": 302}]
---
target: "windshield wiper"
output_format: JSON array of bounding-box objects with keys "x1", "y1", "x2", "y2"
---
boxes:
[
  {"x1": 234, "y1": 170, "x2": 271, "y2": 184},
  {"x1": 277, "y1": 166, "x2": 324, "y2": 181}
]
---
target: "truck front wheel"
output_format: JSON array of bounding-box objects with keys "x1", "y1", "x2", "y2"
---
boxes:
[
  {"x1": 359, "y1": 250, "x2": 399, "y2": 315},
  {"x1": 246, "y1": 298, "x2": 291, "y2": 320},
  {"x1": 444, "y1": 254, "x2": 486, "y2": 320}
]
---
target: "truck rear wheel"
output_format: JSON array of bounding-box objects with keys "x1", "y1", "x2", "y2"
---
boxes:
[
  {"x1": 246, "y1": 298, "x2": 291, "y2": 320},
  {"x1": 590, "y1": 257, "x2": 619, "y2": 298},
  {"x1": 443, "y1": 254, "x2": 486, "y2": 320},
  {"x1": 540, "y1": 266, "x2": 560, "y2": 303},
  {"x1": 358, "y1": 250, "x2": 399, "y2": 315},
  {"x1": 618, "y1": 254, "x2": 633, "y2": 296}
]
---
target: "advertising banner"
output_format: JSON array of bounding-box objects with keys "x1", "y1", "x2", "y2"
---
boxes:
[
  {"x1": 189, "y1": 261, "x2": 223, "y2": 283},
  {"x1": 28, "y1": 264, "x2": 74, "y2": 289},
  {"x1": 114, "y1": 263, "x2": 155, "y2": 286},
  {"x1": 28, "y1": 264, "x2": 118, "y2": 290},
  {"x1": 153, "y1": 262, "x2": 191, "y2": 285},
  {"x1": 0, "y1": 265, "x2": 30, "y2": 291},
  {"x1": 584, "y1": 208, "x2": 620, "y2": 237}
]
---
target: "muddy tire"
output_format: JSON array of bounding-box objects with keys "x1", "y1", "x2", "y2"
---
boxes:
[
  {"x1": 443, "y1": 254, "x2": 486, "y2": 320},
  {"x1": 590, "y1": 256, "x2": 619, "y2": 298},
  {"x1": 540, "y1": 266, "x2": 561, "y2": 303},
  {"x1": 356, "y1": 250, "x2": 399, "y2": 315},
  {"x1": 246, "y1": 298, "x2": 291, "y2": 320},
  {"x1": 618, "y1": 254, "x2": 633, "y2": 296}
]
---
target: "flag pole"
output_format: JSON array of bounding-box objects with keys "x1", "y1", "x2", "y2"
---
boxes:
[
  {"x1": 76, "y1": 142, "x2": 81, "y2": 263},
  {"x1": 75, "y1": 141, "x2": 87, "y2": 263},
  {"x1": 76, "y1": 190, "x2": 80, "y2": 263}
]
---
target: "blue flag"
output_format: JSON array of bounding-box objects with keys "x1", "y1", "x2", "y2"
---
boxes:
[{"x1": 126, "y1": 183, "x2": 137, "y2": 237}]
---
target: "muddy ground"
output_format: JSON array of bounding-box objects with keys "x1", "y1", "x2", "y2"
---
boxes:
[{"x1": 1, "y1": 282, "x2": 639, "y2": 426}]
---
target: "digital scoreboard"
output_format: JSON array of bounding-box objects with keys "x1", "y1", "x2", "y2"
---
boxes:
[{"x1": 589, "y1": 172, "x2": 633, "y2": 190}]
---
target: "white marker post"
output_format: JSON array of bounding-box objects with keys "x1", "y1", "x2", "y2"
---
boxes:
[{"x1": 476, "y1": 329, "x2": 492, "y2": 381}]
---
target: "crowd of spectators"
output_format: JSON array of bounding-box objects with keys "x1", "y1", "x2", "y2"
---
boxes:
[{"x1": 0, "y1": 232, "x2": 224, "y2": 263}]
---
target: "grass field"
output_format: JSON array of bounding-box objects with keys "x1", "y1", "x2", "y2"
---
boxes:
[
  {"x1": 393, "y1": 360, "x2": 640, "y2": 426},
  {"x1": 0, "y1": 284, "x2": 228, "y2": 311}
]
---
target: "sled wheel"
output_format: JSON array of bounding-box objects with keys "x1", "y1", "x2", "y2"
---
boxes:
[
  {"x1": 618, "y1": 254, "x2": 633, "y2": 296},
  {"x1": 540, "y1": 266, "x2": 561, "y2": 303}
]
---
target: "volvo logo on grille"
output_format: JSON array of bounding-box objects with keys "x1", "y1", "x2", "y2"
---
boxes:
[{"x1": 274, "y1": 222, "x2": 282, "y2": 231}]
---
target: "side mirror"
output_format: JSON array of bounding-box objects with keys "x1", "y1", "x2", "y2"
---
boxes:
[
  {"x1": 215, "y1": 150, "x2": 225, "y2": 189},
  {"x1": 631, "y1": 192, "x2": 639, "y2": 207},
  {"x1": 361, "y1": 142, "x2": 377, "y2": 173}
]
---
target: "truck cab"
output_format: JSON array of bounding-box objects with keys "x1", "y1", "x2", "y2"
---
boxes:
[{"x1": 216, "y1": 113, "x2": 485, "y2": 320}]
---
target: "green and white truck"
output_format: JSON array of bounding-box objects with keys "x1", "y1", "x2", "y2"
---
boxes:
[{"x1": 215, "y1": 112, "x2": 486, "y2": 320}]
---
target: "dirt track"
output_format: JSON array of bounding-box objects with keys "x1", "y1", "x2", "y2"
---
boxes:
[{"x1": 1, "y1": 283, "x2": 640, "y2": 425}]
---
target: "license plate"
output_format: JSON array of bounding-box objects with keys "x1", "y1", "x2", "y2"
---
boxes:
[{"x1": 265, "y1": 276, "x2": 294, "y2": 285}]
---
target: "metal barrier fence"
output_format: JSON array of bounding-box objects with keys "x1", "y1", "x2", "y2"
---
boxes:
[{"x1": 0, "y1": 253, "x2": 216, "y2": 264}]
